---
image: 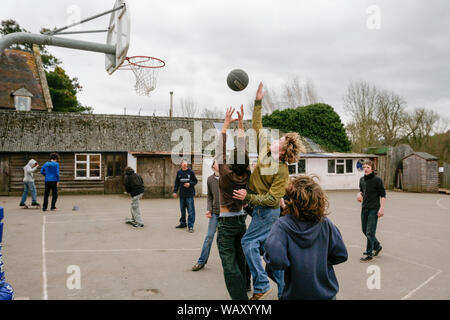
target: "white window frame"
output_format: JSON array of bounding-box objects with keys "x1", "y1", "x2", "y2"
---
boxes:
[
  {"x1": 288, "y1": 159, "x2": 307, "y2": 176},
  {"x1": 14, "y1": 96, "x2": 31, "y2": 111},
  {"x1": 327, "y1": 158, "x2": 354, "y2": 176},
  {"x1": 75, "y1": 153, "x2": 102, "y2": 180}
]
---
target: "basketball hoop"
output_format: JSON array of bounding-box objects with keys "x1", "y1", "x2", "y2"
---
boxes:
[{"x1": 119, "y1": 56, "x2": 165, "y2": 96}]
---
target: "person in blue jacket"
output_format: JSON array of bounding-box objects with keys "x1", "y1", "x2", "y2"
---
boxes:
[
  {"x1": 40, "y1": 153, "x2": 60, "y2": 212},
  {"x1": 172, "y1": 159, "x2": 198, "y2": 233},
  {"x1": 264, "y1": 175, "x2": 348, "y2": 300}
]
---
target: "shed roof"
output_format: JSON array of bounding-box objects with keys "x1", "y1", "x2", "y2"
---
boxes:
[{"x1": 403, "y1": 152, "x2": 438, "y2": 161}]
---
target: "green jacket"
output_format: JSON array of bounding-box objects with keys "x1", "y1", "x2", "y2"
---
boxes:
[{"x1": 245, "y1": 100, "x2": 289, "y2": 208}]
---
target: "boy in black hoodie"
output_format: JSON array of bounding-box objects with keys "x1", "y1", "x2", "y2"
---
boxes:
[
  {"x1": 124, "y1": 167, "x2": 145, "y2": 228},
  {"x1": 264, "y1": 175, "x2": 348, "y2": 300}
]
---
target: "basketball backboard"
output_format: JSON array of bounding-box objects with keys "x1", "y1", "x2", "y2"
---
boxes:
[{"x1": 105, "y1": 0, "x2": 130, "y2": 75}]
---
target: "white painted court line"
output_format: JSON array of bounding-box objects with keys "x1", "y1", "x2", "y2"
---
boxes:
[
  {"x1": 45, "y1": 248, "x2": 201, "y2": 254},
  {"x1": 401, "y1": 270, "x2": 443, "y2": 300},
  {"x1": 42, "y1": 215, "x2": 48, "y2": 300},
  {"x1": 348, "y1": 244, "x2": 443, "y2": 300},
  {"x1": 436, "y1": 198, "x2": 450, "y2": 211},
  {"x1": 347, "y1": 245, "x2": 441, "y2": 271},
  {"x1": 46, "y1": 218, "x2": 120, "y2": 224},
  {"x1": 340, "y1": 223, "x2": 450, "y2": 246}
]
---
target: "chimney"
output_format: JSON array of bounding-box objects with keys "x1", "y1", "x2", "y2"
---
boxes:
[{"x1": 170, "y1": 91, "x2": 174, "y2": 118}]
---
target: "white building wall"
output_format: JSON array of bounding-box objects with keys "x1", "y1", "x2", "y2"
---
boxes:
[
  {"x1": 127, "y1": 153, "x2": 137, "y2": 171},
  {"x1": 304, "y1": 158, "x2": 366, "y2": 190}
]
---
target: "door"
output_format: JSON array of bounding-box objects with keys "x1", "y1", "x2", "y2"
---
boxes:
[
  {"x1": 137, "y1": 157, "x2": 165, "y2": 198},
  {"x1": 0, "y1": 154, "x2": 10, "y2": 195},
  {"x1": 104, "y1": 153, "x2": 126, "y2": 194}
]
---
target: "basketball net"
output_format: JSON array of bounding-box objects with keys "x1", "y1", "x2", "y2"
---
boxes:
[{"x1": 119, "y1": 56, "x2": 165, "y2": 96}]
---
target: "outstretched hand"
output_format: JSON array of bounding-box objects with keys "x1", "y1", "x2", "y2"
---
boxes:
[
  {"x1": 237, "y1": 105, "x2": 244, "y2": 127},
  {"x1": 256, "y1": 82, "x2": 264, "y2": 100},
  {"x1": 223, "y1": 107, "x2": 237, "y2": 133}
]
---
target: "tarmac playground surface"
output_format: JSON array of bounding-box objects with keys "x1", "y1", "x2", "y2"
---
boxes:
[{"x1": 1, "y1": 190, "x2": 449, "y2": 300}]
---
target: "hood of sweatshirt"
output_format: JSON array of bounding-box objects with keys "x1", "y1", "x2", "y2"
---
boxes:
[
  {"x1": 125, "y1": 167, "x2": 135, "y2": 175},
  {"x1": 24, "y1": 159, "x2": 37, "y2": 170},
  {"x1": 278, "y1": 214, "x2": 325, "y2": 248}
]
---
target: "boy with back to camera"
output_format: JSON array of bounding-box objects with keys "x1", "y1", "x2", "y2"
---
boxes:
[{"x1": 264, "y1": 175, "x2": 348, "y2": 300}]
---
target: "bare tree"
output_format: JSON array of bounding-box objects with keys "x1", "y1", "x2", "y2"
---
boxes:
[
  {"x1": 403, "y1": 108, "x2": 440, "y2": 149},
  {"x1": 375, "y1": 90, "x2": 407, "y2": 146},
  {"x1": 343, "y1": 81, "x2": 379, "y2": 151},
  {"x1": 180, "y1": 97, "x2": 199, "y2": 118},
  {"x1": 282, "y1": 77, "x2": 320, "y2": 109},
  {"x1": 201, "y1": 106, "x2": 223, "y2": 119}
]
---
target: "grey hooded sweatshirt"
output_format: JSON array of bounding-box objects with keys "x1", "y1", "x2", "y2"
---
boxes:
[{"x1": 23, "y1": 159, "x2": 38, "y2": 182}]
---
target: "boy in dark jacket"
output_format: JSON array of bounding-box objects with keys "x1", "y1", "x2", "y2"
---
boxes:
[
  {"x1": 172, "y1": 160, "x2": 198, "y2": 232},
  {"x1": 124, "y1": 167, "x2": 145, "y2": 228},
  {"x1": 40, "y1": 153, "x2": 60, "y2": 211},
  {"x1": 264, "y1": 175, "x2": 348, "y2": 300}
]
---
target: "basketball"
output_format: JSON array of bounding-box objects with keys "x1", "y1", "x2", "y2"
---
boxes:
[{"x1": 227, "y1": 69, "x2": 249, "y2": 91}]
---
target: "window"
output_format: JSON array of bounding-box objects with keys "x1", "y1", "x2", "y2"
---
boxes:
[
  {"x1": 298, "y1": 159, "x2": 306, "y2": 174},
  {"x1": 328, "y1": 159, "x2": 354, "y2": 175},
  {"x1": 288, "y1": 159, "x2": 307, "y2": 175},
  {"x1": 75, "y1": 154, "x2": 101, "y2": 179},
  {"x1": 328, "y1": 160, "x2": 335, "y2": 174},
  {"x1": 346, "y1": 159, "x2": 353, "y2": 173},
  {"x1": 106, "y1": 154, "x2": 123, "y2": 177},
  {"x1": 14, "y1": 96, "x2": 31, "y2": 111},
  {"x1": 288, "y1": 164, "x2": 297, "y2": 175}
]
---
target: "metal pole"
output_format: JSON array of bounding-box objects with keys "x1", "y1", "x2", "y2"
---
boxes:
[
  {"x1": 0, "y1": 32, "x2": 115, "y2": 56},
  {"x1": 170, "y1": 91, "x2": 174, "y2": 118},
  {"x1": 51, "y1": 29, "x2": 109, "y2": 36},
  {"x1": 46, "y1": 4, "x2": 125, "y2": 35}
]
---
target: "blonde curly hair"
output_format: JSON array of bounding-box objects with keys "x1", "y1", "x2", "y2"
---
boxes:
[{"x1": 280, "y1": 132, "x2": 306, "y2": 164}]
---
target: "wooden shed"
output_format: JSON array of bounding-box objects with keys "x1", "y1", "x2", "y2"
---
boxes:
[{"x1": 402, "y1": 152, "x2": 439, "y2": 193}]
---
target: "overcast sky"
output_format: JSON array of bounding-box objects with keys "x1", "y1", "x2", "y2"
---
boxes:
[{"x1": 2, "y1": 0, "x2": 449, "y2": 126}]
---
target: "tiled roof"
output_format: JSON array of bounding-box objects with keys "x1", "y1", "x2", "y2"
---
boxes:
[{"x1": 0, "y1": 49, "x2": 46, "y2": 111}]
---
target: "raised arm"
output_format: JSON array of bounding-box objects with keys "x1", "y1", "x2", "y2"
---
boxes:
[
  {"x1": 253, "y1": 82, "x2": 269, "y2": 159},
  {"x1": 216, "y1": 107, "x2": 236, "y2": 167}
]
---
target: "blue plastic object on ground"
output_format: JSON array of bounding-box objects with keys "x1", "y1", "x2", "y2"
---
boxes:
[{"x1": 0, "y1": 206, "x2": 14, "y2": 300}]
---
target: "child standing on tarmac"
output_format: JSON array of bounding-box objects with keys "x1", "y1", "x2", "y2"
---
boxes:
[
  {"x1": 264, "y1": 175, "x2": 348, "y2": 300},
  {"x1": 20, "y1": 159, "x2": 40, "y2": 208},
  {"x1": 40, "y1": 153, "x2": 60, "y2": 212},
  {"x1": 123, "y1": 167, "x2": 145, "y2": 228}
]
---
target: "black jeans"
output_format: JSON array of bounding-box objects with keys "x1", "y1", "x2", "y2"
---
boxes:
[
  {"x1": 43, "y1": 181, "x2": 58, "y2": 210},
  {"x1": 361, "y1": 208, "x2": 381, "y2": 255},
  {"x1": 217, "y1": 215, "x2": 248, "y2": 300}
]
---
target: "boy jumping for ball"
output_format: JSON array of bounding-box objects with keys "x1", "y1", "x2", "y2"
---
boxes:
[{"x1": 233, "y1": 82, "x2": 305, "y2": 300}]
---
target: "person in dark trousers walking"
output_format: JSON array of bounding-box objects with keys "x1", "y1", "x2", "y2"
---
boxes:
[
  {"x1": 357, "y1": 160, "x2": 386, "y2": 262},
  {"x1": 20, "y1": 159, "x2": 40, "y2": 208},
  {"x1": 192, "y1": 159, "x2": 220, "y2": 272},
  {"x1": 40, "y1": 153, "x2": 60, "y2": 212},
  {"x1": 215, "y1": 105, "x2": 251, "y2": 300},
  {"x1": 264, "y1": 175, "x2": 348, "y2": 300},
  {"x1": 173, "y1": 159, "x2": 198, "y2": 233},
  {"x1": 123, "y1": 167, "x2": 145, "y2": 228}
]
